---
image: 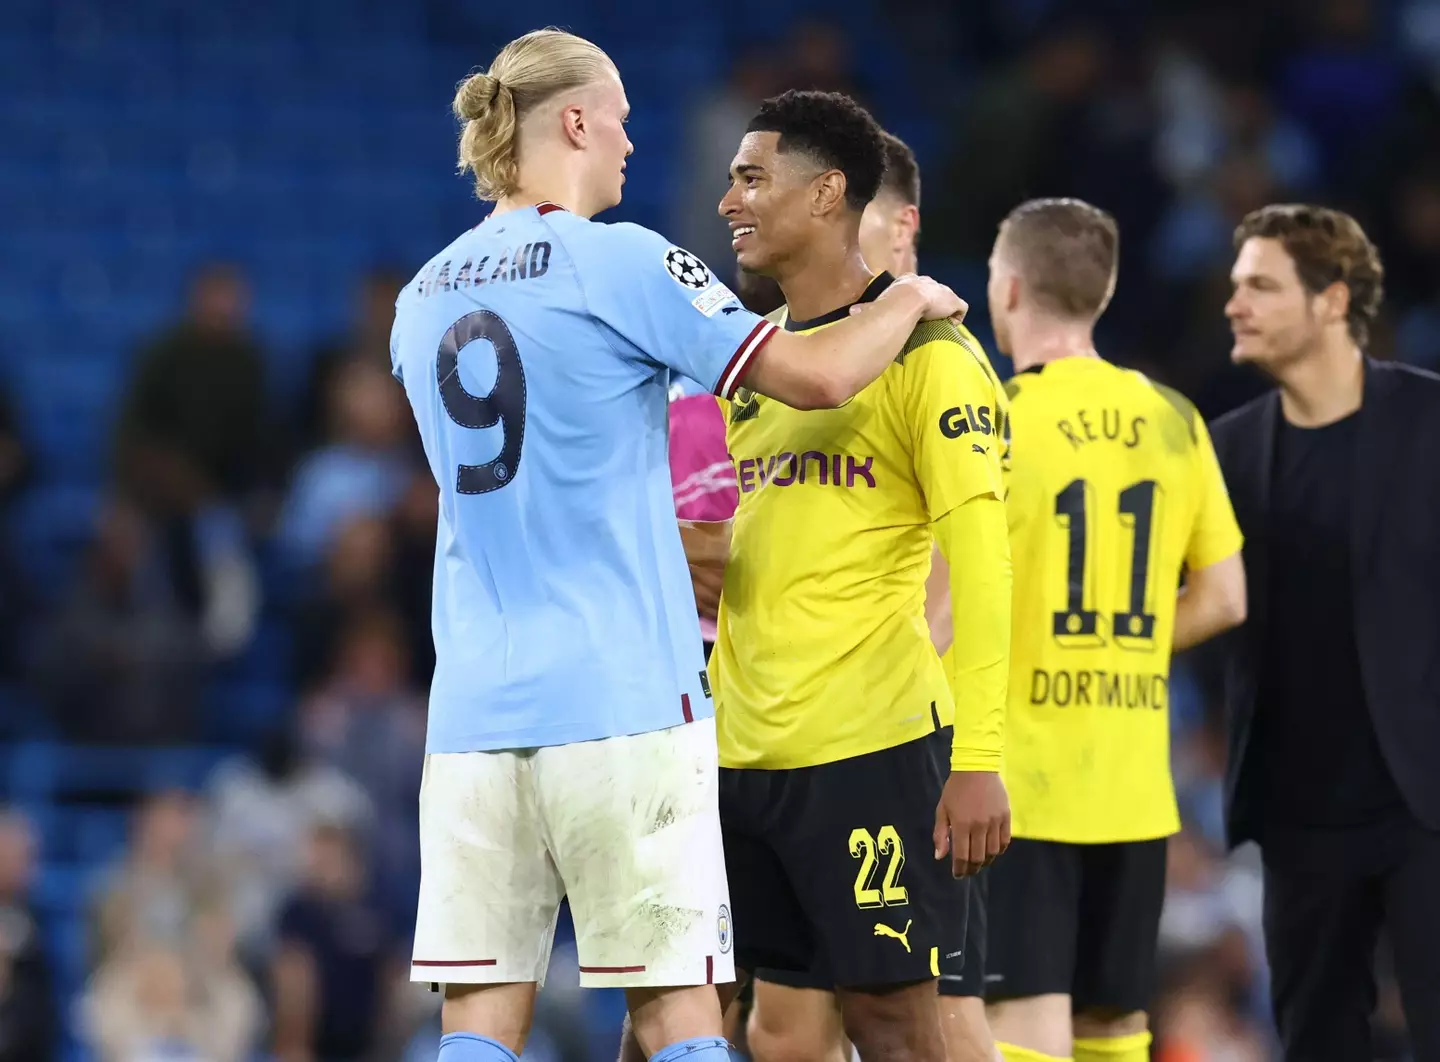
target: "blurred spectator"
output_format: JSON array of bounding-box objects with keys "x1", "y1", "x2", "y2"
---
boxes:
[
  {"x1": 1278, "y1": 0, "x2": 1401, "y2": 198},
  {"x1": 187, "y1": 902, "x2": 265, "y2": 1058},
  {"x1": 786, "y1": 19, "x2": 871, "y2": 103},
  {"x1": 300, "y1": 607, "x2": 424, "y2": 925},
  {"x1": 1151, "y1": 151, "x2": 1283, "y2": 284},
  {"x1": 290, "y1": 493, "x2": 434, "y2": 695},
  {"x1": 1159, "y1": 830, "x2": 1263, "y2": 962},
  {"x1": 1153, "y1": 972, "x2": 1269, "y2": 1062},
  {"x1": 676, "y1": 48, "x2": 780, "y2": 279},
  {"x1": 0, "y1": 388, "x2": 32, "y2": 686},
  {"x1": 928, "y1": 19, "x2": 1108, "y2": 258},
  {"x1": 272, "y1": 824, "x2": 399, "y2": 1062},
  {"x1": 278, "y1": 359, "x2": 413, "y2": 572},
  {"x1": 91, "y1": 791, "x2": 223, "y2": 965},
  {"x1": 1382, "y1": 165, "x2": 1440, "y2": 370},
  {"x1": 388, "y1": 474, "x2": 439, "y2": 688},
  {"x1": 34, "y1": 499, "x2": 205, "y2": 744},
  {"x1": 291, "y1": 516, "x2": 396, "y2": 694},
  {"x1": 80, "y1": 930, "x2": 260, "y2": 1062},
  {"x1": 206, "y1": 727, "x2": 371, "y2": 967},
  {"x1": 299, "y1": 269, "x2": 408, "y2": 451},
  {"x1": 0, "y1": 392, "x2": 31, "y2": 508},
  {"x1": 0, "y1": 811, "x2": 54, "y2": 1062},
  {"x1": 1170, "y1": 716, "x2": 1230, "y2": 852},
  {"x1": 116, "y1": 263, "x2": 267, "y2": 657}
]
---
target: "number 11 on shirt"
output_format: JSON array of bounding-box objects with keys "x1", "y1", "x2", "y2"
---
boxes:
[{"x1": 1052, "y1": 477, "x2": 1161, "y2": 651}]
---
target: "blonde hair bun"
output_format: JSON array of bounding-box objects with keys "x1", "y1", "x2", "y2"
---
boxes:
[{"x1": 453, "y1": 29, "x2": 616, "y2": 202}]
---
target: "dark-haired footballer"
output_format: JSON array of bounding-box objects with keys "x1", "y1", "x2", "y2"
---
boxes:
[
  {"x1": 742, "y1": 129, "x2": 1005, "y2": 1062},
  {"x1": 707, "y1": 91, "x2": 1011, "y2": 1062}
]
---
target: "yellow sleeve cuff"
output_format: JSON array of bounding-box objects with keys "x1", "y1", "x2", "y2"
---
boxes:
[{"x1": 951, "y1": 749, "x2": 1003, "y2": 773}]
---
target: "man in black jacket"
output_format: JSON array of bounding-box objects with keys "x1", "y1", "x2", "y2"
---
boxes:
[{"x1": 1211, "y1": 204, "x2": 1440, "y2": 1061}]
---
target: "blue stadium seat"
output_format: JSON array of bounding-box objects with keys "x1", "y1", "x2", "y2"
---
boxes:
[
  {"x1": 10, "y1": 483, "x2": 101, "y2": 593},
  {"x1": 205, "y1": 680, "x2": 289, "y2": 744},
  {"x1": 5, "y1": 742, "x2": 232, "y2": 803},
  {"x1": 32, "y1": 865, "x2": 95, "y2": 937}
]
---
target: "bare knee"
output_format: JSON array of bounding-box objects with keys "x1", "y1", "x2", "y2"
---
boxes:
[
  {"x1": 1072, "y1": 1008, "x2": 1147, "y2": 1041},
  {"x1": 840, "y1": 982, "x2": 946, "y2": 1062},
  {"x1": 748, "y1": 985, "x2": 846, "y2": 1062},
  {"x1": 748, "y1": 1015, "x2": 847, "y2": 1062}
]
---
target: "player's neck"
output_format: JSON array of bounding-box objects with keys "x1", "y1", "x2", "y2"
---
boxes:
[
  {"x1": 493, "y1": 168, "x2": 600, "y2": 220},
  {"x1": 776, "y1": 242, "x2": 875, "y2": 325},
  {"x1": 1008, "y1": 317, "x2": 1099, "y2": 374},
  {"x1": 1276, "y1": 334, "x2": 1364, "y2": 427}
]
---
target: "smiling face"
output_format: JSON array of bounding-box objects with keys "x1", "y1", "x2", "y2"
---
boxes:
[{"x1": 718, "y1": 131, "x2": 835, "y2": 276}]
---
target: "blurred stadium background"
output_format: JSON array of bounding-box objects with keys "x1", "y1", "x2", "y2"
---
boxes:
[{"x1": 1, "y1": 0, "x2": 1437, "y2": 1058}]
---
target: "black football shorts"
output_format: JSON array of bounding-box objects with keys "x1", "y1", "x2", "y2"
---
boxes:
[
  {"x1": 985, "y1": 836, "x2": 1167, "y2": 1013},
  {"x1": 721, "y1": 726, "x2": 968, "y2": 988}
]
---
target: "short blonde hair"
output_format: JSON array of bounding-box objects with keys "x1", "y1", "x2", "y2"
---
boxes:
[
  {"x1": 999, "y1": 198, "x2": 1119, "y2": 320},
  {"x1": 453, "y1": 29, "x2": 617, "y2": 201}
]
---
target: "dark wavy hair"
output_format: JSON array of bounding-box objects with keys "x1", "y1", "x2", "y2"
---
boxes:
[{"x1": 1233, "y1": 204, "x2": 1385, "y2": 347}]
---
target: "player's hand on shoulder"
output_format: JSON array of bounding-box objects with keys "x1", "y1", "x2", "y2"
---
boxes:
[
  {"x1": 933, "y1": 770, "x2": 1011, "y2": 878},
  {"x1": 855, "y1": 273, "x2": 968, "y2": 323}
]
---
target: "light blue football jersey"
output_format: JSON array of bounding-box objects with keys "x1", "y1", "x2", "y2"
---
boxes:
[{"x1": 391, "y1": 203, "x2": 776, "y2": 753}]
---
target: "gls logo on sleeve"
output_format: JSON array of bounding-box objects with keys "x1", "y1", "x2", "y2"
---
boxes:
[{"x1": 938, "y1": 404, "x2": 994, "y2": 439}]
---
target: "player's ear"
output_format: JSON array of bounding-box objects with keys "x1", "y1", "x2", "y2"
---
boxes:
[
  {"x1": 812, "y1": 170, "x2": 847, "y2": 216},
  {"x1": 560, "y1": 102, "x2": 586, "y2": 149},
  {"x1": 1318, "y1": 279, "x2": 1350, "y2": 329},
  {"x1": 1006, "y1": 274, "x2": 1022, "y2": 313},
  {"x1": 899, "y1": 204, "x2": 920, "y2": 248}
]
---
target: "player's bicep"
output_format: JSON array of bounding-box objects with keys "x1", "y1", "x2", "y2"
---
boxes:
[
  {"x1": 585, "y1": 224, "x2": 776, "y2": 397},
  {"x1": 904, "y1": 341, "x2": 1006, "y2": 520}
]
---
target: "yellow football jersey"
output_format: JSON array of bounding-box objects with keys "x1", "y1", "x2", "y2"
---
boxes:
[
  {"x1": 1003, "y1": 357, "x2": 1242, "y2": 843},
  {"x1": 711, "y1": 274, "x2": 1008, "y2": 770}
]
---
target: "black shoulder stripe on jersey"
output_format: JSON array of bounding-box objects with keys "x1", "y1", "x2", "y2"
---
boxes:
[
  {"x1": 897, "y1": 324, "x2": 1001, "y2": 394},
  {"x1": 899, "y1": 319, "x2": 960, "y2": 362},
  {"x1": 1145, "y1": 377, "x2": 1199, "y2": 444}
]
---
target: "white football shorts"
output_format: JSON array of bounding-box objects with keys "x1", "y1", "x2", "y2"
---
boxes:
[{"x1": 410, "y1": 717, "x2": 735, "y2": 989}]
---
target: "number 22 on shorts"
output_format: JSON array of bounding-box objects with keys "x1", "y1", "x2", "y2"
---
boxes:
[{"x1": 850, "y1": 825, "x2": 909, "y2": 909}]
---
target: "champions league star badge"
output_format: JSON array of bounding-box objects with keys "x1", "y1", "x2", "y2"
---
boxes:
[{"x1": 664, "y1": 247, "x2": 712, "y2": 290}]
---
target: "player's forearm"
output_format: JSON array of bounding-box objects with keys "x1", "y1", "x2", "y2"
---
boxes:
[
  {"x1": 935, "y1": 494, "x2": 1010, "y2": 772},
  {"x1": 748, "y1": 283, "x2": 927, "y2": 409},
  {"x1": 1172, "y1": 551, "x2": 1247, "y2": 651}
]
